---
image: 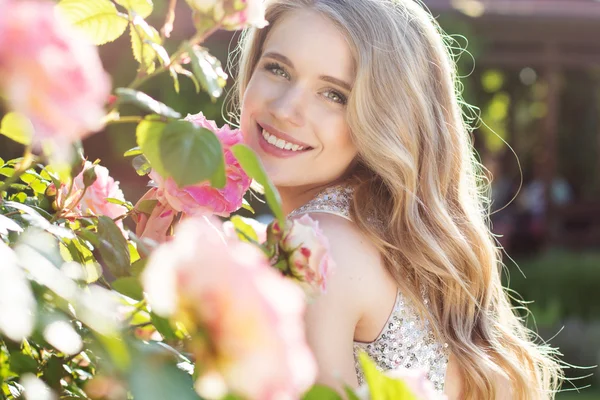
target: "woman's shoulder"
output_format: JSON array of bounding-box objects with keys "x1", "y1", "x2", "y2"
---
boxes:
[{"x1": 299, "y1": 211, "x2": 394, "y2": 316}]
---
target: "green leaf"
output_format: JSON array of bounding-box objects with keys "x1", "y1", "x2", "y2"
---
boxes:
[
  {"x1": 150, "y1": 313, "x2": 178, "y2": 341},
  {"x1": 187, "y1": 45, "x2": 228, "y2": 102},
  {"x1": 9, "y1": 353, "x2": 37, "y2": 375},
  {"x1": 138, "y1": 120, "x2": 225, "y2": 187},
  {"x1": 83, "y1": 263, "x2": 103, "y2": 283},
  {"x1": 230, "y1": 215, "x2": 259, "y2": 242},
  {"x1": 20, "y1": 171, "x2": 48, "y2": 195},
  {"x1": 231, "y1": 144, "x2": 284, "y2": 225},
  {"x1": 131, "y1": 258, "x2": 148, "y2": 278},
  {"x1": 0, "y1": 112, "x2": 33, "y2": 145},
  {"x1": 56, "y1": 0, "x2": 129, "y2": 45},
  {"x1": 114, "y1": 0, "x2": 153, "y2": 18},
  {"x1": 94, "y1": 332, "x2": 130, "y2": 371},
  {"x1": 0, "y1": 167, "x2": 14, "y2": 177},
  {"x1": 136, "y1": 118, "x2": 167, "y2": 172},
  {"x1": 132, "y1": 154, "x2": 152, "y2": 176},
  {"x1": 107, "y1": 197, "x2": 134, "y2": 210},
  {"x1": 115, "y1": 88, "x2": 181, "y2": 119},
  {"x1": 44, "y1": 355, "x2": 66, "y2": 391},
  {"x1": 241, "y1": 198, "x2": 255, "y2": 214},
  {"x1": 344, "y1": 385, "x2": 361, "y2": 400},
  {"x1": 175, "y1": 67, "x2": 201, "y2": 93},
  {"x1": 302, "y1": 385, "x2": 343, "y2": 400},
  {"x1": 169, "y1": 68, "x2": 181, "y2": 94},
  {"x1": 112, "y1": 277, "x2": 144, "y2": 300},
  {"x1": 124, "y1": 146, "x2": 143, "y2": 157},
  {"x1": 358, "y1": 351, "x2": 417, "y2": 400},
  {"x1": 97, "y1": 216, "x2": 130, "y2": 278},
  {"x1": 136, "y1": 199, "x2": 158, "y2": 215},
  {"x1": 129, "y1": 16, "x2": 161, "y2": 72},
  {"x1": 4, "y1": 201, "x2": 74, "y2": 238},
  {"x1": 130, "y1": 350, "x2": 200, "y2": 400},
  {"x1": 64, "y1": 238, "x2": 95, "y2": 268}
]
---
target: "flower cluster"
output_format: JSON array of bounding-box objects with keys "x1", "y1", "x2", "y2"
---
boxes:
[
  {"x1": 0, "y1": 0, "x2": 110, "y2": 158},
  {"x1": 134, "y1": 113, "x2": 251, "y2": 243},
  {"x1": 142, "y1": 216, "x2": 317, "y2": 399},
  {"x1": 48, "y1": 161, "x2": 128, "y2": 227}
]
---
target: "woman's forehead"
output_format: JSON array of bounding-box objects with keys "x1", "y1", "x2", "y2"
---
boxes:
[{"x1": 262, "y1": 8, "x2": 355, "y2": 85}]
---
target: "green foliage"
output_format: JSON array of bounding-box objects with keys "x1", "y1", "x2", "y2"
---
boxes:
[
  {"x1": 97, "y1": 216, "x2": 131, "y2": 277},
  {"x1": 303, "y1": 385, "x2": 343, "y2": 400},
  {"x1": 0, "y1": 112, "x2": 33, "y2": 146},
  {"x1": 187, "y1": 45, "x2": 229, "y2": 102},
  {"x1": 136, "y1": 119, "x2": 226, "y2": 187},
  {"x1": 56, "y1": 0, "x2": 129, "y2": 45},
  {"x1": 129, "y1": 15, "x2": 163, "y2": 73},
  {"x1": 0, "y1": 0, "x2": 371, "y2": 399},
  {"x1": 506, "y1": 249, "x2": 600, "y2": 322},
  {"x1": 115, "y1": 88, "x2": 181, "y2": 119},
  {"x1": 114, "y1": 0, "x2": 154, "y2": 18},
  {"x1": 231, "y1": 144, "x2": 285, "y2": 225}
]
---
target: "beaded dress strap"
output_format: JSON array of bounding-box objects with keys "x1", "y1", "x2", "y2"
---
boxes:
[{"x1": 288, "y1": 185, "x2": 354, "y2": 221}]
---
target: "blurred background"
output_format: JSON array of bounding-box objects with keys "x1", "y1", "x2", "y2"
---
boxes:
[{"x1": 1, "y1": 0, "x2": 599, "y2": 397}]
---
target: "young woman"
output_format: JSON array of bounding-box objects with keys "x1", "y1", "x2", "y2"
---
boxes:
[{"x1": 230, "y1": 0, "x2": 563, "y2": 398}]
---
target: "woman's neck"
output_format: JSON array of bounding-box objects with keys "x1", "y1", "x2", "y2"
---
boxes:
[{"x1": 278, "y1": 177, "x2": 351, "y2": 216}]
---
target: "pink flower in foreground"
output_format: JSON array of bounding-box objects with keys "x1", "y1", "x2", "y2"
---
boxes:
[
  {"x1": 0, "y1": 0, "x2": 110, "y2": 151},
  {"x1": 142, "y1": 217, "x2": 316, "y2": 400},
  {"x1": 134, "y1": 113, "x2": 251, "y2": 242},
  {"x1": 74, "y1": 162, "x2": 128, "y2": 223},
  {"x1": 281, "y1": 215, "x2": 335, "y2": 297}
]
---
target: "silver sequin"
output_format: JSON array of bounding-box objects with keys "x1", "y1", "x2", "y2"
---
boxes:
[{"x1": 288, "y1": 184, "x2": 450, "y2": 393}]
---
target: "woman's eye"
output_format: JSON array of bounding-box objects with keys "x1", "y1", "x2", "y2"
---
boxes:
[
  {"x1": 265, "y1": 62, "x2": 289, "y2": 79},
  {"x1": 324, "y1": 90, "x2": 347, "y2": 105}
]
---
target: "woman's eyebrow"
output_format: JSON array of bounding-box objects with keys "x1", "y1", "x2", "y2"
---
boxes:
[{"x1": 262, "y1": 51, "x2": 353, "y2": 92}]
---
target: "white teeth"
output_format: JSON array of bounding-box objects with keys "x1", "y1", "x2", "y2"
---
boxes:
[{"x1": 261, "y1": 128, "x2": 307, "y2": 152}]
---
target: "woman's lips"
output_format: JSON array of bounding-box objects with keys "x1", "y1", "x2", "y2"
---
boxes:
[{"x1": 256, "y1": 123, "x2": 311, "y2": 158}]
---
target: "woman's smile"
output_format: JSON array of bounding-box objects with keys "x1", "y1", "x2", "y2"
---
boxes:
[{"x1": 256, "y1": 121, "x2": 314, "y2": 158}]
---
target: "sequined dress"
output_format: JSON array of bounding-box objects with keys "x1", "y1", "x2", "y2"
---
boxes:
[{"x1": 288, "y1": 184, "x2": 450, "y2": 393}]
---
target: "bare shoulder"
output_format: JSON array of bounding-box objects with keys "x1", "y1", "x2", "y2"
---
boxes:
[
  {"x1": 297, "y1": 212, "x2": 393, "y2": 389},
  {"x1": 297, "y1": 212, "x2": 392, "y2": 315}
]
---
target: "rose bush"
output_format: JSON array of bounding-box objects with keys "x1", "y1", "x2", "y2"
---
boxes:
[{"x1": 0, "y1": 0, "x2": 434, "y2": 399}]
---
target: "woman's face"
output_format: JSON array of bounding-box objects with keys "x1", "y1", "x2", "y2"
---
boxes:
[{"x1": 240, "y1": 8, "x2": 357, "y2": 189}]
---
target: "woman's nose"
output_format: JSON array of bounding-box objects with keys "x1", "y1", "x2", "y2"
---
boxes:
[{"x1": 267, "y1": 85, "x2": 306, "y2": 127}]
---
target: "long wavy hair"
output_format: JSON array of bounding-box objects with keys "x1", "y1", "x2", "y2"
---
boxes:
[{"x1": 227, "y1": 0, "x2": 563, "y2": 398}]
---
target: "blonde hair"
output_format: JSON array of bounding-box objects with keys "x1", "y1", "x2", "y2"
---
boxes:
[{"x1": 228, "y1": 0, "x2": 563, "y2": 398}]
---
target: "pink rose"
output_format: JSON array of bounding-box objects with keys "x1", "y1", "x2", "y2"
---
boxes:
[
  {"x1": 281, "y1": 215, "x2": 335, "y2": 297},
  {"x1": 142, "y1": 217, "x2": 317, "y2": 400},
  {"x1": 0, "y1": 0, "x2": 110, "y2": 152},
  {"x1": 47, "y1": 163, "x2": 127, "y2": 227},
  {"x1": 356, "y1": 367, "x2": 447, "y2": 400},
  {"x1": 133, "y1": 188, "x2": 176, "y2": 244},
  {"x1": 134, "y1": 113, "x2": 251, "y2": 241},
  {"x1": 74, "y1": 162, "x2": 128, "y2": 223}
]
